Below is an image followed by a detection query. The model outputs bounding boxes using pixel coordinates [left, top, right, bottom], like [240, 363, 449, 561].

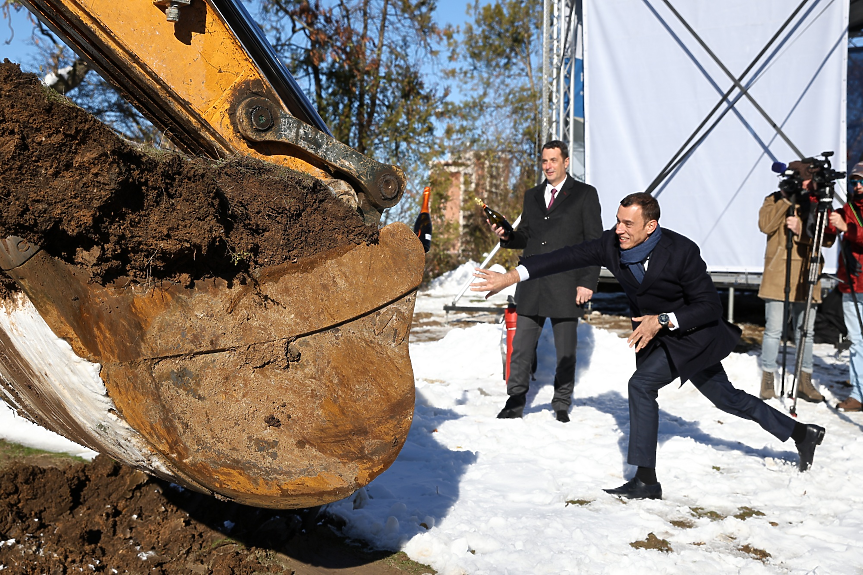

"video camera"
[771, 151, 845, 202]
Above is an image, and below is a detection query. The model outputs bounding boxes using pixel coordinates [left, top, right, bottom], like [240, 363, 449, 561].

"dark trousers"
[507, 314, 579, 411]
[628, 345, 796, 468]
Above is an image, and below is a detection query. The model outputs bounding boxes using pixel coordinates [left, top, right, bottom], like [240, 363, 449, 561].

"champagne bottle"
[475, 198, 513, 235]
[413, 186, 433, 253]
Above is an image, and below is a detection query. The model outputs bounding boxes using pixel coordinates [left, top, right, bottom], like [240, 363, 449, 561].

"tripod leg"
[780, 312, 790, 395]
[780, 202, 796, 396]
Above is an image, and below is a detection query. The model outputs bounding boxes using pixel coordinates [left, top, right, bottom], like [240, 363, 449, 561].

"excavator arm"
[19, 0, 403, 219]
[0, 0, 423, 509]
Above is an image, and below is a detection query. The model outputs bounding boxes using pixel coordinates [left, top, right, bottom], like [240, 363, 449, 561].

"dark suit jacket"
[522, 228, 741, 382]
[501, 175, 602, 318]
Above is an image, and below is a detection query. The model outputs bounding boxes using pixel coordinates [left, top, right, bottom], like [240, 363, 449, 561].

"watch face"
[659, 313, 669, 326]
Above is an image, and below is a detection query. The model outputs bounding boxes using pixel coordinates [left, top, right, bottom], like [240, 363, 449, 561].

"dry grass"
[739, 544, 771, 562]
[734, 506, 766, 521]
[630, 533, 673, 553]
[690, 507, 726, 521]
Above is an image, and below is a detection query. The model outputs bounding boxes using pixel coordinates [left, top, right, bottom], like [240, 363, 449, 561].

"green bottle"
[475, 198, 513, 234]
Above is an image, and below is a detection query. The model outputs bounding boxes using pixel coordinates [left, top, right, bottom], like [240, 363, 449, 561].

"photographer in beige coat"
[758, 161, 835, 401]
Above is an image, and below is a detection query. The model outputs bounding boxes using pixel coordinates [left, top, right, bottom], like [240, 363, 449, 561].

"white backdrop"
[583, 0, 848, 272]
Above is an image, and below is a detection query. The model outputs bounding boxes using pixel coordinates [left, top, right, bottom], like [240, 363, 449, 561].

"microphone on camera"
[771, 161, 787, 174]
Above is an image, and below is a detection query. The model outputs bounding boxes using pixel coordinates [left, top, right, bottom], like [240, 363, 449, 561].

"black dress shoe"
[497, 393, 526, 419]
[795, 424, 826, 472]
[555, 410, 570, 423]
[603, 477, 662, 500]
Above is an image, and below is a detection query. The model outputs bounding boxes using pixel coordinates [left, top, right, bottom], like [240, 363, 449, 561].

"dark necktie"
[548, 188, 557, 209]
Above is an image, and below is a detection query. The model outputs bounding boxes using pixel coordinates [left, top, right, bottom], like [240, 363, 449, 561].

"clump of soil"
[0, 455, 428, 574]
[0, 60, 377, 297]
[629, 532, 673, 553]
[738, 544, 771, 562]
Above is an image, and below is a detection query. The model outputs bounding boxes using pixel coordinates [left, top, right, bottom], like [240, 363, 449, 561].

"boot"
[797, 371, 824, 403]
[836, 397, 863, 412]
[759, 371, 776, 400]
[497, 393, 527, 419]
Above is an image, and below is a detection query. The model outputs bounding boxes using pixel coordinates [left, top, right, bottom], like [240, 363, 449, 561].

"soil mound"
[0, 455, 410, 574]
[0, 455, 289, 573]
[0, 60, 377, 297]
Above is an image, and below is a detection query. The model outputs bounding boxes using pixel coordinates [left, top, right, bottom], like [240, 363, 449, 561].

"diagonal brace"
[646, 0, 810, 194]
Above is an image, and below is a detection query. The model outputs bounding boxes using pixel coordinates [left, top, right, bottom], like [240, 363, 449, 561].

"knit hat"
[787, 160, 817, 181]
[851, 162, 863, 178]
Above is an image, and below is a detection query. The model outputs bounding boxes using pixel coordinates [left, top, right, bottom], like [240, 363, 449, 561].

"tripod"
[787, 189, 831, 416]
[783, 151, 851, 414]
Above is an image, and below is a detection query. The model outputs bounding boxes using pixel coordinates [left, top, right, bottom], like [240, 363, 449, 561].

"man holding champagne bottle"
[485, 140, 603, 423]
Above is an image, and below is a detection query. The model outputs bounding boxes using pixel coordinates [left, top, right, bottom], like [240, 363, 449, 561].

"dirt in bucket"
[0, 60, 378, 298]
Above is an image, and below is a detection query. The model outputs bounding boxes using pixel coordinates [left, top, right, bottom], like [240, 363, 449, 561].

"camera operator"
[828, 162, 863, 412]
[758, 160, 835, 401]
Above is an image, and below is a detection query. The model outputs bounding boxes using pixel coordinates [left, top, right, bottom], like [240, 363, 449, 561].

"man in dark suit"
[473, 192, 826, 499]
[488, 140, 602, 423]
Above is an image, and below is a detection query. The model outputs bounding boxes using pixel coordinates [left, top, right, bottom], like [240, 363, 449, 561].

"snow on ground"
[0, 405, 96, 460]
[3, 262, 863, 574]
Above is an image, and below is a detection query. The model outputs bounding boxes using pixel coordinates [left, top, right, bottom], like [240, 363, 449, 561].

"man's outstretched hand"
[471, 268, 521, 299]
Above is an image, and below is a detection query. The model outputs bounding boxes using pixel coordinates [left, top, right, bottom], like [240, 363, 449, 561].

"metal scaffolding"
[542, 0, 585, 181]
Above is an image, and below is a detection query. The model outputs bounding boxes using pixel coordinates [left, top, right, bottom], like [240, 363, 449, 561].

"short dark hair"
[620, 192, 660, 223]
[542, 140, 569, 159]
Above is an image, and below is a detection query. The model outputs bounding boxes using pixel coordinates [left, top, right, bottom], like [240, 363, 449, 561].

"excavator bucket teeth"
[0, 224, 424, 509]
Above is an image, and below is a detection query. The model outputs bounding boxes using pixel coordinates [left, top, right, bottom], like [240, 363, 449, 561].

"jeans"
[842, 293, 863, 402]
[761, 299, 815, 374]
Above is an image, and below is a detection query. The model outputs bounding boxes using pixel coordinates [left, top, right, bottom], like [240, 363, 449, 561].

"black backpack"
[814, 286, 849, 350]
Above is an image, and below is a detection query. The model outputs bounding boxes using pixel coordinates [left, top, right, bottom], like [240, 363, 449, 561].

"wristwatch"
[658, 313, 670, 328]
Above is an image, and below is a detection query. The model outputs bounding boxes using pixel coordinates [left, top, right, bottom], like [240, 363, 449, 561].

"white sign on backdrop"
[583, 0, 848, 272]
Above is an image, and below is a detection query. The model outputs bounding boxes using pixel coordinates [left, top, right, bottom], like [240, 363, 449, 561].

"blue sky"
[1, 0, 476, 72]
[1, 8, 42, 70]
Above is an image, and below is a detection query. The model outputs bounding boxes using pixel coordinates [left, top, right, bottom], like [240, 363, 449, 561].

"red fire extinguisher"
[504, 298, 517, 381]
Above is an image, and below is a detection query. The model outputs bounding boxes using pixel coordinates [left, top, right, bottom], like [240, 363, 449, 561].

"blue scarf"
[619, 226, 662, 284]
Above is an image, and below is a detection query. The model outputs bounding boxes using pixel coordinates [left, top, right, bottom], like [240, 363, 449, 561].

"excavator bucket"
[0, 225, 422, 509]
[0, 0, 425, 509]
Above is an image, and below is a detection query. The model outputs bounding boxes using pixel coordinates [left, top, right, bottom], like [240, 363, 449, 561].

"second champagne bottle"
[413, 186, 433, 252]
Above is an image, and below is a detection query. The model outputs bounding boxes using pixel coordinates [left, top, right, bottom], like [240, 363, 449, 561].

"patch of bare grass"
[734, 506, 766, 521]
[629, 533, 672, 553]
[690, 507, 726, 521]
[739, 544, 771, 562]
